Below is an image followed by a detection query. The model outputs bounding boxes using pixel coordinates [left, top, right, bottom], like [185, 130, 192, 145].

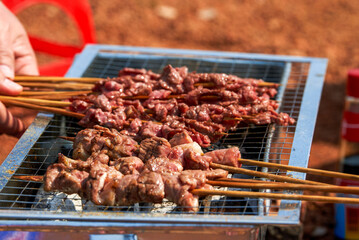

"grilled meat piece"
[73, 126, 139, 161]
[115, 174, 140, 206]
[169, 131, 193, 147]
[138, 137, 172, 162]
[86, 161, 123, 205]
[204, 147, 241, 168]
[112, 156, 144, 175]
[137, 171, 165, 203]
[145, 157, 183, 174]
[44, 162, 89, 195]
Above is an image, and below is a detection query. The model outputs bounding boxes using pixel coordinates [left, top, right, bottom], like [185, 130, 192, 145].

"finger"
[0, 25, 15, 78]
[0, 69, 22, 95]
[0, 101, 25, 137]
[13, 32, 38, 76]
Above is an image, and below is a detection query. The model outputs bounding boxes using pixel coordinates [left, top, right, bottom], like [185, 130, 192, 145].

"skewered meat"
[44, 163, 89, 195]
[112, 156, 144, 175]
[138, 137, 172, 161]
[204, 147, 241, 168]
[73, 126, 139, 161]
[169, 132, 194, 147]
[70, 64, 294, 147]
[44, 154, 228, 211]
[145, 157, 183, 174]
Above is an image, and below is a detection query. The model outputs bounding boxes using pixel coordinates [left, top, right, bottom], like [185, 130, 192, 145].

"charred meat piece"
[112, 156, 144, 175]
[114, 174, 140, 206]
[73, 125, 139, 161]
[138, 137, 172, 162]
[44, 162, 89, 195]
[162, 169, 227, 212]
[137, 171, 165, 203]
[59, 151, 109, 172]
[162, 173, 199, 212]
[86, 161, 123, 205]
[157, 65, 187, 94]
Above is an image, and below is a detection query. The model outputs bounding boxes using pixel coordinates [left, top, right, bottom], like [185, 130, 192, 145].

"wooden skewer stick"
[0, 96, 71, 107]
[20, 90, 91, 96]
[17, 82, 94, 90]
[238, 158, 359, 182]
[194, 82, 280, 88]
[207, 180, 359, 195]
[21, 95, 81, 100]
[59, 136, 76, 141]
[2, 99, 84, 119]
[13, 175, 43, 182]
[192, 189, 359, 205]
[14, 76, 102, 83]
[216, 178, 269, 183]
[209, 163, 329, 185]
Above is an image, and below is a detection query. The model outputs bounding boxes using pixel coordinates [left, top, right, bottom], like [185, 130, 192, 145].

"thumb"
[0, 101, 25, 137]
[0, 25, 15, 78]
[0, 67, 22, 95]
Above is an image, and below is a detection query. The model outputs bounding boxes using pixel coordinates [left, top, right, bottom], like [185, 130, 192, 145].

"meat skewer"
[68, 126, 358, 183]
[14, 175, 359, 195]
[64, 126, 327, 186]
[13, 174, 359, 205]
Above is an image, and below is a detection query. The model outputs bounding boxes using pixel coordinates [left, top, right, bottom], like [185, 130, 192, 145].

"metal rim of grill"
[0, 45, 327, 227]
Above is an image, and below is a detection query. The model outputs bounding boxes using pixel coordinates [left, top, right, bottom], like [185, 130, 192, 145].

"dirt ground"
[2, 0, 359, 238]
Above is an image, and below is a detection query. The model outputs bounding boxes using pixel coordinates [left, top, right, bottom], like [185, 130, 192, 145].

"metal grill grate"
[0, 45, 326, 226]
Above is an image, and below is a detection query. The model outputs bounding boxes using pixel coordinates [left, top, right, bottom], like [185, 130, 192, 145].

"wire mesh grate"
[0, 49, 313, 221]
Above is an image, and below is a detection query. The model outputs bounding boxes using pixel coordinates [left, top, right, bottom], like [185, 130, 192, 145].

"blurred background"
[2, 0, 358, 239]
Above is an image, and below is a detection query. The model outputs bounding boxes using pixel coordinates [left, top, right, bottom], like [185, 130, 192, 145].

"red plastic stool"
[3, 0, 96, 76]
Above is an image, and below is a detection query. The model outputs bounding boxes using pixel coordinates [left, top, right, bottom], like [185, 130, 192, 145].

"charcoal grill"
[0, 45, 327, 239]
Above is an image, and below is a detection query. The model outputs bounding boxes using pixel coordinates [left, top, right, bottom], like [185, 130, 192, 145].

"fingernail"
[0, 65, 14, 79]
[2, 78, 23, 94]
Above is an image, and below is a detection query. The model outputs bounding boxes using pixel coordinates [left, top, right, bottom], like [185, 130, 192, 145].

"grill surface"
[0, 45, 327, 227]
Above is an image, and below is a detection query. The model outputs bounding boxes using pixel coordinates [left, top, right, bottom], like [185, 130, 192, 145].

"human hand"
[0, 2, 38, 137]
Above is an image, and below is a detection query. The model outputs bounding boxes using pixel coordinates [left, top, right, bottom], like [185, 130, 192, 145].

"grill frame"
[0, 45, 327, 228]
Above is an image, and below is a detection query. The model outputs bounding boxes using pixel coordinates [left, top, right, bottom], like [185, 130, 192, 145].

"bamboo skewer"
[207, 180, 359, 195]
[13, 175, 43, 182]
[2, 99, 84, 119]
[192, 189, 359, 205]
[238, 158, 359, 182]
[209, 163, 329, 185]
[59, 136, 76, 141]
[194, 82, 279, 88]
[0, 96, 71, 107]
[14, 76, 102, 83]
[17, 82, 94, 90]
[1, 96, 253, 125]
[21, 95, 82, 100]
[20, 90, 91, 96]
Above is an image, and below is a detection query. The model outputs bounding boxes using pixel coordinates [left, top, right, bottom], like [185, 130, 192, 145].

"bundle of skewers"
[4, 65, 294, 147]
[6, 65, 359, 212]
